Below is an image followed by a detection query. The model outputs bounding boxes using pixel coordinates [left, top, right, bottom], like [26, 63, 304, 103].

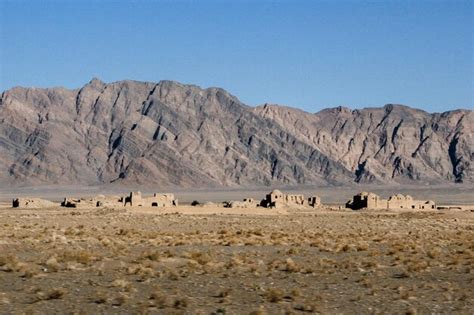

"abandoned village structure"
[11, 190, 442, 212]
[226, 190, 322, 209]
[121, 191, 177, 207]
[60, 192, 177, 208]
[259, 190, 321, 209]
[346, 192, 436, 210]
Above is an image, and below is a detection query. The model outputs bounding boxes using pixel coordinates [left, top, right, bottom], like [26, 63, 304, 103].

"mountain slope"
[0, 79, 472, 187]
[254, 104, 472, 184]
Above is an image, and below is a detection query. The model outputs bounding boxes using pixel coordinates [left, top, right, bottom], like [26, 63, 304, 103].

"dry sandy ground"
[0, 203, 473, 314]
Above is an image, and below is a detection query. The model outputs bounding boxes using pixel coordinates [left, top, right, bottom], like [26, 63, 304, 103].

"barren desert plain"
[0, 185, 472, 314]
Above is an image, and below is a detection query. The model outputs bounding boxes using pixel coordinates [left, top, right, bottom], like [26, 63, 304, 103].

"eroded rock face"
[254, 104, 473, 184]
[0, 79, 472, 187]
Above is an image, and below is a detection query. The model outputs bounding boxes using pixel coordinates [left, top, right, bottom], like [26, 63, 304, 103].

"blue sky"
[0, 0, 472, 113]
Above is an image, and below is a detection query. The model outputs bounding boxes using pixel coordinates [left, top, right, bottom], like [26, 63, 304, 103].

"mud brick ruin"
[259, 190, 321, 209]
[60, 192, 178, 208]
[121, 191, 177, 207]
[227, 198, 259, 208]
[346, 192, 436, 210]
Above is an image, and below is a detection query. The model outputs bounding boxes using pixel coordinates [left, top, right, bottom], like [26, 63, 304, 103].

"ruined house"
[387, 194, 436, 210]
[227, 198, 258, 208]
[61, 195, 123, 208]
[59, 192, 178, 208]
[121, 191, 177, 207]
[307, 195, 321, 208]
[61, 198, 96, 208]
[345, 192, 383, 210]
[260, 190, 321, 209]
[346, 192, 436, 210]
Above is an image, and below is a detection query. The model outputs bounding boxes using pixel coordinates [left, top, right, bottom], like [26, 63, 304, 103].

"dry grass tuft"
[149, 289, 169, 308]
[45, 256, 60, 272]
[91, 290, 108, 304]
[111, 279, 135, 292]
[58, 249, 100, 265]
[265, 288, 284, 303]
[172, 296, 188, 309]
[0, 254, 20, 272]
[110, 293, 128, 306]
[293, 301, 317, 313]
[186, 251, 213, 265]
[139, 250, 161, 262]
[283, 258, 300, 272]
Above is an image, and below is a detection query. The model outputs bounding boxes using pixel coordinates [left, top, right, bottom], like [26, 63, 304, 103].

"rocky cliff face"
[0, 79, 472, 187]
[255, 104, 472, 184]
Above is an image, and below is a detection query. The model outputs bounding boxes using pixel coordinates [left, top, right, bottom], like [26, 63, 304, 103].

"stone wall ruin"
[346, 192, 436, 210]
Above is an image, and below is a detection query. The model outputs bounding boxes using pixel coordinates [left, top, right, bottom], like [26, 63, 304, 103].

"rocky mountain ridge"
[0, 78, 472, 187]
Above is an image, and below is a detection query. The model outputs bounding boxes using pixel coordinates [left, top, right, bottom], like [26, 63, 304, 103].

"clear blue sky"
[1, 0, 472, 113]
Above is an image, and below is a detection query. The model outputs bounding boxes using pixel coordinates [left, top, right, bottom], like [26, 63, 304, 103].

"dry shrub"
[126, 264, 155, 279]
[265, 288, 284, 302]
[64, 227, 85, 236]
[186, 251, 212, 265]
[336, 244, 353, 253]
[225, 256, 243, 269]
[91, 290, 107, 304]
[405, 307, 418, 315]
[111, 279, 134, 292]
[356, 242, 369, 251]
[283, 258, 300, 272]
[407, 259, 429, 272]
[361, 259, 377, 268]
[397, 286, 411, 300]
[58, 249, 99, 265]
[357, 278, 373, 289]
[287, 247, 299, 255]
[289, 288, 301, 299]
[139, 250, 161, 261]
[318, 258, 337, 269]
[18, 264, 37, 278]
[426, 248, 441, 259]
[110, 293, 128, 306]
[172, 297, 188, 309]
[0, 255, 36, 277]
[45, 256, 60, 272]
[0, 255, 12, 266]
[213, 289, 231, 298]
[203, 261, 224, 274]
[149, 289, 168, 308]
[249, 229, 263, 237]
[117, 228, 139, 237]
[0, 254, 20, 272]
[168, 268, 180, 280]
[294, 301, 317, 313]
[100, 237, 112, 247]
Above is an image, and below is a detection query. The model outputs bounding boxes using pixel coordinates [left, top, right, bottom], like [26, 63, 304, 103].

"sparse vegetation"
[265, 288, 284, 303]
[0, 204, 472, 313]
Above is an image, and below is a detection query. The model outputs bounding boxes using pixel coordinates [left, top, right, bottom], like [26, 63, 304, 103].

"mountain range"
[0, 78, 472, 188]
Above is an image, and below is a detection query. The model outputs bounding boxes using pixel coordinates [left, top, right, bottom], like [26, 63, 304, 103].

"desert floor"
[0, 201, 473, 314]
